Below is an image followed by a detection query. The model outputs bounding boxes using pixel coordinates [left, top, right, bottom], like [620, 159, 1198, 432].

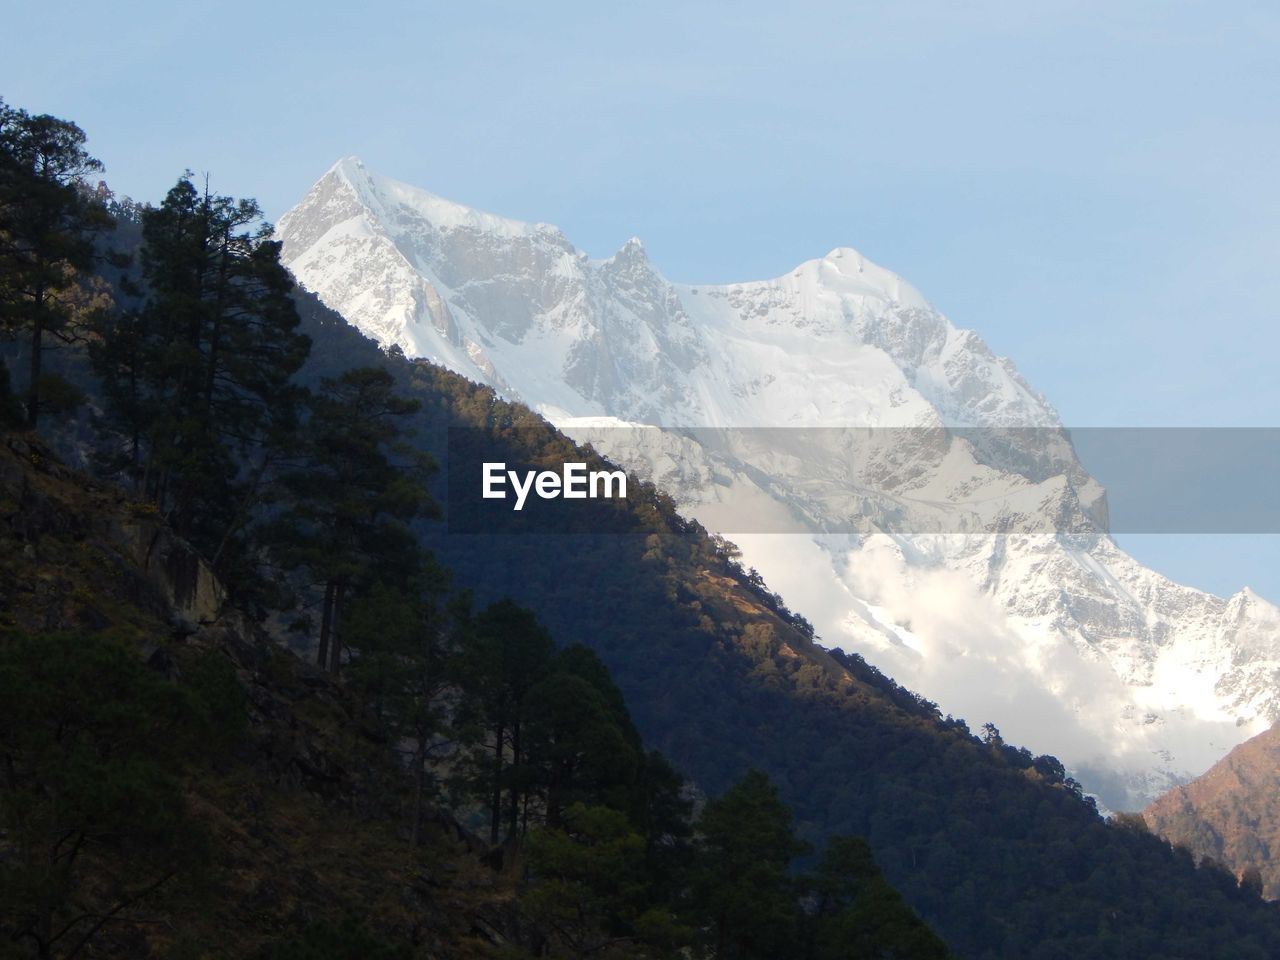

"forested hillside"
[4, 98, 1280, 959]
[0, 97, 946, 960]
[1144, 724, 1280, 900]
[299, 292, 1280, 959]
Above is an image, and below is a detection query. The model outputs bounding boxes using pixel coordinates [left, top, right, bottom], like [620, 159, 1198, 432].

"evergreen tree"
[0, 361, 23, 427]
[508, 651, 693, 958]
[633, 750, 694, 907]
[341, 561, 454, 845]
[522, 803, 653, 959]
[806, 835, 951, 960]
[454, 599, 556, 846]
[270, 366, 435, 674]
[91, 174, 310, 590]
[0, 100, 111, 427]
[690, 770, 810, 960]
[1240, 866, 1265, 900]
[525, 644, 644, 830]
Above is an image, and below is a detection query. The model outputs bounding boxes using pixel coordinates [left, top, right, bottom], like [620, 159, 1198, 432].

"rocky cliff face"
[277, 158, 1280, 809]
[0, 433, 225, 636]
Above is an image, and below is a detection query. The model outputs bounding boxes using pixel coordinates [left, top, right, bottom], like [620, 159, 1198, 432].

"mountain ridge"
[278, 158, 1280, 809]
[292, 289, 1280, 957]
[1145, 723, 1280, 899]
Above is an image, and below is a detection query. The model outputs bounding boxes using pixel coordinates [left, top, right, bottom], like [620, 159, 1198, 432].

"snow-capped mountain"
[278, 157, 1280, 809]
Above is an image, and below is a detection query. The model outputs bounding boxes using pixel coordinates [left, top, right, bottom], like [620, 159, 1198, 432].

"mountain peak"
[279, 159, 1280, 810]
[329, 155, 368, 179]
[316, 157, 557, 242]
[825, 244, 866, 260]
[323, 155, 379, 208]
[806, 245, 930, 309]
[606, 235, 650, 266]
[1227, 586, 1271, 609]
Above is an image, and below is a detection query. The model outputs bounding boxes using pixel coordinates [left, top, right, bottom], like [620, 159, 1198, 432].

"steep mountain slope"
[0, 432, 517, 958]
[278, 158, 1280, 808]
[285, 293, 1280, 959]
[1145, 724, 1280, 899]
[14, 231, 1280, 956]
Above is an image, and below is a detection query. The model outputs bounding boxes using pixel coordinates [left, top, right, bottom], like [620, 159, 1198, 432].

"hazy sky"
[5, 0, 1279, 598]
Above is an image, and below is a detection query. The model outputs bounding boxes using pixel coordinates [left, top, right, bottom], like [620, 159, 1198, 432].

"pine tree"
[91, 174, 310, 590]
[690, 770, 810, 960]
[807, 835, 951, 959]
[523, 803, 651, 958]
[0, 100, 111, 427]
[341, 562, 454, 845]
[524, 644, 644, 831]
[454, 600, 556, 846]
[270, 366, 435, 674]
[0, 361, 23, 426]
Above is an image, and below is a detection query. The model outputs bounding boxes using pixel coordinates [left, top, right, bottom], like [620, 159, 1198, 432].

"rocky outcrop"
[0, 433, 227, 634]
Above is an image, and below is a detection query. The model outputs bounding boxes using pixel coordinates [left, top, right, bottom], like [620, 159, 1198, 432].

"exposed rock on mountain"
[278, 158, 1280, 808]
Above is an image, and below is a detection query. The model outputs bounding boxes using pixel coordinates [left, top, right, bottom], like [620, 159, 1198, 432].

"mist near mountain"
[278, 158, 1280, 810]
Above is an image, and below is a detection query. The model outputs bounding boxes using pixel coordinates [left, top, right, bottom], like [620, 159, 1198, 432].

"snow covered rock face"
[279, 158, 1280, 810]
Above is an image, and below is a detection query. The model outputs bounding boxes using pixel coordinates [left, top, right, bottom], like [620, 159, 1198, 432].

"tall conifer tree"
[93, 174, 309, 590]
[270, 366, 435, 673]
[0, 100, 110, 427]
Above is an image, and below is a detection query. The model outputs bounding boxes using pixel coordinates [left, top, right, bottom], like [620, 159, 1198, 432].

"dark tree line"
[400, 596, 949, 959]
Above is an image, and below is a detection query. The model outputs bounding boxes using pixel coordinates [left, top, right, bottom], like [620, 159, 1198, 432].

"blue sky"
[5, 0, 1279, 598]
